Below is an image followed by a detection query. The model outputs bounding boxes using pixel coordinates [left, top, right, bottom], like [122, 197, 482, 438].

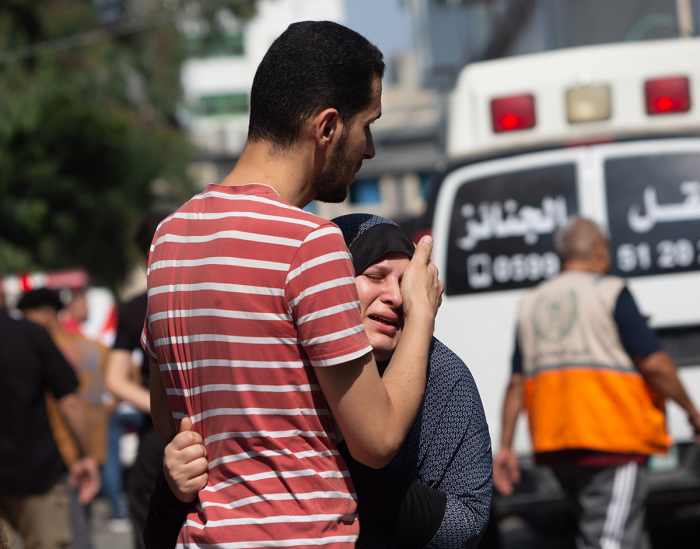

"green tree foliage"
[0, 0, 255, 287]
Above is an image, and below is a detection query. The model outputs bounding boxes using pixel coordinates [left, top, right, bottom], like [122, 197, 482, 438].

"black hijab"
[332, 214, 415, 276]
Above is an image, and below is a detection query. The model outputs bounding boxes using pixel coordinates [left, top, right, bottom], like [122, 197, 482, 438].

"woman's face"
[356, 252, 411, 361]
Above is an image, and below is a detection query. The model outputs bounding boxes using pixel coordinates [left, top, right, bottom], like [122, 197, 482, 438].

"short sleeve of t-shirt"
[141, 313, 157, 363]
[286, 224, 372, 367]
[31, 323, 79, 399]
[140, 293, 157, 363]
[613, 287, 661, 360]
[141, 231, 160, 363]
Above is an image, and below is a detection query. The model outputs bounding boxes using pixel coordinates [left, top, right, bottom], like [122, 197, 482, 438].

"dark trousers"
[128, 424, 165, 549]
[552, 462, 650, 549]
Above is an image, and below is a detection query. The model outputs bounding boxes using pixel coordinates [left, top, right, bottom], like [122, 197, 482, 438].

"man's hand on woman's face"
[164, 417, 209, 503]
[400, 236, 444, 321]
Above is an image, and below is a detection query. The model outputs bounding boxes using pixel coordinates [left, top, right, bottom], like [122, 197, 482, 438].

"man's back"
[47, 330, 109, 465]
[143, 183, 371, 545]
[0, 310, 78, 497]
[516, 270, 669, 456]
[518, 270, 628, 370]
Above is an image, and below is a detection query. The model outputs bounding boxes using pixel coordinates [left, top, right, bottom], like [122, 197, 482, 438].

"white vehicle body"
[431, 38, 700, 469]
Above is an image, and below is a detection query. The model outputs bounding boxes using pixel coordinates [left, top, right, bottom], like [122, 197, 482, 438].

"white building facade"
[179, 0, 442, 225]
[180, 0, 345, 158]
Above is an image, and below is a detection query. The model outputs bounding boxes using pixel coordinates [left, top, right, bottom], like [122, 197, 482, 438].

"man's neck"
[45, 316, 66, 338]
[562, 261, 605, 274]
[219, 140, 317, 208]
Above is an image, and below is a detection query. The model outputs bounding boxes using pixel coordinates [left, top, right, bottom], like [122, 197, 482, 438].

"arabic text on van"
[628, 181, 700, 233]
[456, 196, 569, 251]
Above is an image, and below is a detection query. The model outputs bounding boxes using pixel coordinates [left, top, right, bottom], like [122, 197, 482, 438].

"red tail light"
[491, 95, 536, 133]
[19, 273, 34, 292]
[412, 228, 432, 245]
[645, 77, 690, 115]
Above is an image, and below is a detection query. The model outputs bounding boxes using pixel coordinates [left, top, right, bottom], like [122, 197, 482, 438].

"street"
[91, 508, 700, 549]
[92, 499, 132, 549]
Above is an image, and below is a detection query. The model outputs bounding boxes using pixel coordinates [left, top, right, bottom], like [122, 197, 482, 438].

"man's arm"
[636, 351, 700, 441]
[314, 237, 442, 469]
[105, 349, 150, 413]
[143, 418, 205, 549]
[493, 373, 524, 496]
[613, 287, 700, 442]
[150, 359, 177, 443]
[57, 393, 101, 504]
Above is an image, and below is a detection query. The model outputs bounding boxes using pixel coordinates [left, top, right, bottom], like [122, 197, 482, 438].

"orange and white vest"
[517, 270, 670, 456]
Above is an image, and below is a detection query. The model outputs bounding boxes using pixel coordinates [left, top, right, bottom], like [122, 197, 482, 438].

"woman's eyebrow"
[365, 264, 390, 274]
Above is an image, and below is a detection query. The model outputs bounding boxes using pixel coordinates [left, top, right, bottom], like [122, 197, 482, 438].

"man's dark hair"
[136, 210, 172, 257]
[248, 21, 385, 148]
[17, 288, 64, 312]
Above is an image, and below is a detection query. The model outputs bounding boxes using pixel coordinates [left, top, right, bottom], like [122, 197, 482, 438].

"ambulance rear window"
[446, 163, 578, 296]
[657, 325, 700, 368]
[605, 152, 700, 278]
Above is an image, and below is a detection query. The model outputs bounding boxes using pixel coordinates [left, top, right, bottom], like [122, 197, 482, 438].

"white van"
[426, 38, 700, 522]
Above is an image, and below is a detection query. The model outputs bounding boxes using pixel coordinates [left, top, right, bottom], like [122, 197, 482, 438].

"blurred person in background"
[145, 214, 491, 549]
[105, 211, 171, 544]
[53, 282, 131, 530]
[17, 288, 110, 549]
[60, 289, 90, 335]
[0, 278, 100, 549]
[493, 216, 700, 549]
[0, 521, 8, 549]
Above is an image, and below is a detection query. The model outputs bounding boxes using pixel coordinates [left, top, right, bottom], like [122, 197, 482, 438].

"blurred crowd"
[0, 212, 169, 549]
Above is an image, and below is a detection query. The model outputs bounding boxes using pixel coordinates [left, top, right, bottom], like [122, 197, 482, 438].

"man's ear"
[314, 108, 340, 149]
[594, 239, 611, 271]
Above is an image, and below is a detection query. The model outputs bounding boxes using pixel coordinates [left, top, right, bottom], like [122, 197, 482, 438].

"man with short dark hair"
[144, 21, 442, 547]
[493, 216, 700, 549]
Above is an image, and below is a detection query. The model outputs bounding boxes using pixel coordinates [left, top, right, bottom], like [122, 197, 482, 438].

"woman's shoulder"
[427, 337, 485, 411]
[429, 337, 473, 380]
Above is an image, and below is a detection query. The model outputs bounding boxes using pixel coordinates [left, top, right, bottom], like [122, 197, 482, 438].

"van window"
[446, 163, 578, 295]
[605, 153, 700, 278]
[656, 325, 700, 368]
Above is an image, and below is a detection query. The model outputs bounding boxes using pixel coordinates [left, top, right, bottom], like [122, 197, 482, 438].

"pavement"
[92, 498, 133, 549]
[88, 499, 700, 549]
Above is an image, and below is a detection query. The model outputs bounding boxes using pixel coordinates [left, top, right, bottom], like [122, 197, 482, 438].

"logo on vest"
[531, 290, 577, 342]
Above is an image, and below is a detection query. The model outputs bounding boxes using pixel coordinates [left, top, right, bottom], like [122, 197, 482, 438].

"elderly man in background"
[493, 216, 700, 549]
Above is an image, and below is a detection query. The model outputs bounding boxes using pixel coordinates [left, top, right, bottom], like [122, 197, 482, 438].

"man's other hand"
[68, 456, 101, 505]
[164, 417, 209, 502]
[493, 447, 520, 496]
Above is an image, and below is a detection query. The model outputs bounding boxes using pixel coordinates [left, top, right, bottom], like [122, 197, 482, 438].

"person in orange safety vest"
[493, 216, 700, 549]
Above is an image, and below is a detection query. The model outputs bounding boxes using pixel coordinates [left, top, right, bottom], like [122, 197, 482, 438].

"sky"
[343, 0, 413, 59]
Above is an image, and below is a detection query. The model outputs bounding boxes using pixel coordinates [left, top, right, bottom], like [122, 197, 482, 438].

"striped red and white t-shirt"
[142, 184, 372, 547]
